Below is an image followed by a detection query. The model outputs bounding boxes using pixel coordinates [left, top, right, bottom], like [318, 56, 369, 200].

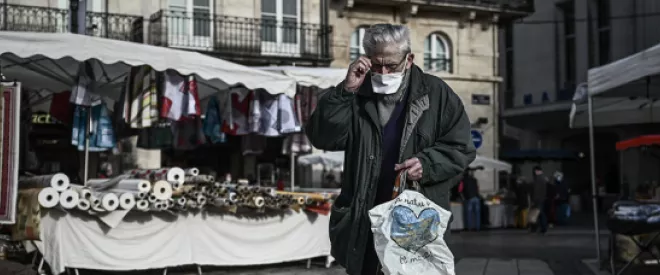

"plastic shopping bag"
[368, 172, 455, 275]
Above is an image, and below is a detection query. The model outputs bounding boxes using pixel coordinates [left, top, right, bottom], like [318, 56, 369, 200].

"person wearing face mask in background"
[305, 23, 476, 275]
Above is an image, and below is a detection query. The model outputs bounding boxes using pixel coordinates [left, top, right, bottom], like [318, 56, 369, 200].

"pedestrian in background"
[529, 166, 548, 234]
[462, 169, 481, 231]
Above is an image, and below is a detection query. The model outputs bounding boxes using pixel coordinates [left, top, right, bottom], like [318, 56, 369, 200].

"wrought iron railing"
[148, 10, 333, 63]
[429, 0, 534, 13]
[86, 11, 144, 42]
[0, 4, 68, 33]
[0, 4, 143, 42]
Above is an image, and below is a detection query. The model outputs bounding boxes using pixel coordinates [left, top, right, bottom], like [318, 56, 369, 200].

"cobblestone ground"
[67, 226, 603, 275]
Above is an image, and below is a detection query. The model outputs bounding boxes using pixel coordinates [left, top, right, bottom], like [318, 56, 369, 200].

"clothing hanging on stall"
[277, 94, 301, 134]
[222, 87, 252, 136]
[202, 96, 226, 144]
[127, 66, 158, 129]
[249, 89, 279, 137]
[69, 61, 101, 107]
[71, 103, 115, 152]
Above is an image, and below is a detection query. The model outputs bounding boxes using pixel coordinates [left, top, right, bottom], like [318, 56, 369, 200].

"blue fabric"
[465, 197, 481, 230]
[202, 97, 226, 144]
[375, 97, 408, 204]
[71, 104, 115, 152]
[390, 205, 441, 252]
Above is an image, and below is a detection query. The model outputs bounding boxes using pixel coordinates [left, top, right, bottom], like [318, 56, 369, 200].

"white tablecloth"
[38, 209, 331, 274]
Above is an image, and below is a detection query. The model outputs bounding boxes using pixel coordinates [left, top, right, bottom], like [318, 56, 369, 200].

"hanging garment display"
[172, 117, 206, 150]
[137, 121, 173, 149]
[202, 97, 226, 144]
[69, 61, 101, 107]
[221, 87, 252, 136]
[249, 89, 279, 137]
[277, 94, 301, 134]
[71, 103, 115, 152]
[161, 72, 202, 121]
[49, 91, 73, 124]
[127, 66, 158, 129]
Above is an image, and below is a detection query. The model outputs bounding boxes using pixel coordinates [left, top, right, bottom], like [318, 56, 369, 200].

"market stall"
[567, 40, 660, 266]
[1, 31, 336, 274]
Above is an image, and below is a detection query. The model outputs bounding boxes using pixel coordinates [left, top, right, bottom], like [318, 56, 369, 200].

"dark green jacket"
[305, 65, 476, 274]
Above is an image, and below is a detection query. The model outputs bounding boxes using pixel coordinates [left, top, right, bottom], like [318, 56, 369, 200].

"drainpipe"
[3, 0, 7, 30]
[105, 0, 109, 38]
[321, 0, 330, 60]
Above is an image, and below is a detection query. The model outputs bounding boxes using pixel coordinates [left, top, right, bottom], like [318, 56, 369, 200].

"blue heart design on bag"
[390, 205, 441, 252]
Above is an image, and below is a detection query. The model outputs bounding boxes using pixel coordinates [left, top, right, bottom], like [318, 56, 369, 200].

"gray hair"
[362, 24, 411, 56]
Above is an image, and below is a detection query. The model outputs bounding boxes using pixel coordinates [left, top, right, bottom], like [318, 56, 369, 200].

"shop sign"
[31, 113, 61, 124]
[471, 94, 491, 105]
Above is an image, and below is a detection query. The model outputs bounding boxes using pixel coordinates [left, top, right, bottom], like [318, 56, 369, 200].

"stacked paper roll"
[118, 193, 136, 210]
[22, 173, 70, 191]
[149, 168, 185, 185]
[136, 200, 149, 211]
[101, 193, 119, 211]
[185, 168, 200, 176]
[59, 190, 80, 209]
[77, 199, 91, 211]
[116, 179, 152, 193]
[37, 187, 60, 208]
[152, 180, 173, 200]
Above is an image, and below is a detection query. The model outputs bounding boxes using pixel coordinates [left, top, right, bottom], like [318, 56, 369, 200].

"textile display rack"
[607, 201, 660, 275]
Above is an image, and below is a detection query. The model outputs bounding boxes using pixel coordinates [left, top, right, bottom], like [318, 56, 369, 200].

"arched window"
[424, 32, 452, 72]
[350, 27, 367, 61]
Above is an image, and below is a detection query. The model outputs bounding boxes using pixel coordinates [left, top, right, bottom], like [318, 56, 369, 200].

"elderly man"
[306, 24, 476, 275]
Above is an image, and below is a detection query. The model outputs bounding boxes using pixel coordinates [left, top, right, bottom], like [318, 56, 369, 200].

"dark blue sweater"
[374, 96, 408, 205]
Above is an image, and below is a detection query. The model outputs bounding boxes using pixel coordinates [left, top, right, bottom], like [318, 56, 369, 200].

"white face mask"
[371, 58, 408, 95]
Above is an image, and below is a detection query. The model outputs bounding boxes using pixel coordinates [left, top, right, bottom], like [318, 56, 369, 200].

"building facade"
[3, 0, 534, 192]
[500, 0, 660, 193]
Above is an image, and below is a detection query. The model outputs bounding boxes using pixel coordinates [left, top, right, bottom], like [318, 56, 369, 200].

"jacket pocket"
[329, 205, 352, 267]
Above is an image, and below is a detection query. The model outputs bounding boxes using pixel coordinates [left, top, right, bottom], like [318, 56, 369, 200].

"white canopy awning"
[256, 66, 346, 89]
[297, 151, 344, 169]
[0, 32, 297, 98]
[469, 155, 512, 173]
[298, 151, 511, 173]
[570, 97, 660, 128]
[588, 42, 660, 98]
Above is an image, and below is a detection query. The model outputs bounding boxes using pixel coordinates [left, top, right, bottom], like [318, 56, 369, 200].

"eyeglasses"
[369, 54, 409, 72]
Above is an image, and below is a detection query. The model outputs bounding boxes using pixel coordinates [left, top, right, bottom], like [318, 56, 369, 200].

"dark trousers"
[530, 203, 548, 233]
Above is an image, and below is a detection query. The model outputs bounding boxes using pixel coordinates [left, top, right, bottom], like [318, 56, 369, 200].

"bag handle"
[392, 170, 420, 199]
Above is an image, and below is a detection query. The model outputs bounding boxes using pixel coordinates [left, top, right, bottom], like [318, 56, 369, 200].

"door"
[261, 0, 300, 57]
[168, 0, 214, 49]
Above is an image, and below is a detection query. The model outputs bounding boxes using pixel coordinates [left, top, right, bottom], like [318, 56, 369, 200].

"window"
[167, 0, 214, 48]
[561, 1, 576, 90]
[504, 23, 514, 108]
[261, 0, 301, 56]
[349, 27, 366, 61]
[597, 0, 611, 65]
[424, 33, 452, 72]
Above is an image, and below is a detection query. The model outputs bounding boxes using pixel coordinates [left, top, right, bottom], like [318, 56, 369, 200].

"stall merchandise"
[23, 168, 334, 216]
[607, 201, 660, 274]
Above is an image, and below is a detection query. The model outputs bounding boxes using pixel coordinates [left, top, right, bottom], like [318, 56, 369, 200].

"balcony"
[427, 0, 535, 14]
[148, 10, 333, 66]
[0, 4, 144, 42]
[347, 0, 533, 18]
